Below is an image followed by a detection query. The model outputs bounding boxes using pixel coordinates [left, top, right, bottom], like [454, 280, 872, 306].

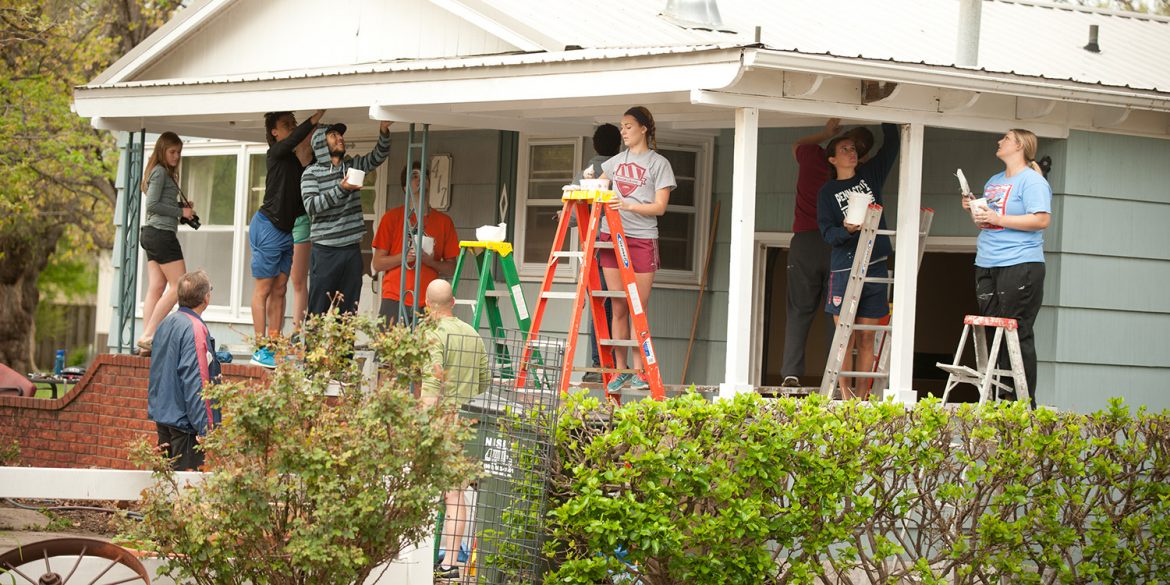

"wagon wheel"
[0, 537, 150, 584]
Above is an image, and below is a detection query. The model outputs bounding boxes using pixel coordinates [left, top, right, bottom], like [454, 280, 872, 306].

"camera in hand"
[179, 201, 202, 230]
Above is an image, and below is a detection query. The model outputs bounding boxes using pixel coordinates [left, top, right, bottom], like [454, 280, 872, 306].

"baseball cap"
[325, 123, 347, 136]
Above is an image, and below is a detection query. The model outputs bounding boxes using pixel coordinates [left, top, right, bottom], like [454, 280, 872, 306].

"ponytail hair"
[1009, 128, 1042, 174]
[624, 106, 657, 151]
[141, 131, 183, 193]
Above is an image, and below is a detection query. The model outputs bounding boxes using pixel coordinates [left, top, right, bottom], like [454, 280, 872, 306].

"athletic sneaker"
[434, 564, 460, 580]
[581, 371, 604, 383]
[781, 376, 801, 388]
[606, 373, 634, 393]
[250, 347, 276, 369]
[629, 374, 650, 391]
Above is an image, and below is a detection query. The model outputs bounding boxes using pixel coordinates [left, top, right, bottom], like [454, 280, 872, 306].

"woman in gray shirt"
[598, 107, 677, 393]
[137, 131, 195, 354]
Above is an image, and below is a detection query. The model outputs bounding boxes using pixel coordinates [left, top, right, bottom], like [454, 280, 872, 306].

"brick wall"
[0, 354, 268, 470]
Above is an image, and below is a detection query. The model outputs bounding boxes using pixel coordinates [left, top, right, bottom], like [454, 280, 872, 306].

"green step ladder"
[451, 240, 547, 382]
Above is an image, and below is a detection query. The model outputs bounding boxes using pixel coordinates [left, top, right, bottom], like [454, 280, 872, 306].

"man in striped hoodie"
[301, 120, 392, 315]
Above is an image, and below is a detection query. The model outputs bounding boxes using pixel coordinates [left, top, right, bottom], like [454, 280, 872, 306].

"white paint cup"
[844, 192, 872, 225]
[346, 167, 366, 186]
[969, 197, 990, 213]
[579, 178, 610, 190]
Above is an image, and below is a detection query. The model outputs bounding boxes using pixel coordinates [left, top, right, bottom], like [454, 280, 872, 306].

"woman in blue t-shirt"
[964, 128, 1052, 408]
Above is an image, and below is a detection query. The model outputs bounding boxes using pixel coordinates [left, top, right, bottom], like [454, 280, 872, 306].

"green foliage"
[547, 394, 1170, 584]
[0, 0, 180, 371]
[0, 439, 18, 466]
[122, 310, 479, 585]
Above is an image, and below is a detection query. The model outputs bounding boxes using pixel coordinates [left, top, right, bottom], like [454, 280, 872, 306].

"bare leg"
[291, 241, 311, 329]
[441, 488, 469, 570]
[252, 277, 274, 340]
[141, 259, 188, 339]
[852, 317, 880, 399]
[266, 273, 289, 337]
[139, 261, 165, 343]
[627, 271, 655, 370]
[602, 267, 628, 369]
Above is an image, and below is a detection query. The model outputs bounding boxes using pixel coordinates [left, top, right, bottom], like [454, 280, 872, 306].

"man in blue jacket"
[147, 269, 222, 471]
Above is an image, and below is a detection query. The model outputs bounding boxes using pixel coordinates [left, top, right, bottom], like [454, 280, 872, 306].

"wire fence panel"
[436, 328, 563, 584]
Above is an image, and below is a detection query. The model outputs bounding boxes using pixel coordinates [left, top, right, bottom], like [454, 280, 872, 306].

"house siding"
[141, 0, 518, 80]
[1043, 130, 1170, 413]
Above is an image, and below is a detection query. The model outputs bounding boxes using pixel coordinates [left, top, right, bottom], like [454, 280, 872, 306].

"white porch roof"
[75, 0, 1170, 141]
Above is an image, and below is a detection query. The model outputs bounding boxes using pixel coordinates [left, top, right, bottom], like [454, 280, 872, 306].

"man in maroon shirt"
[781, 119, 873, 387]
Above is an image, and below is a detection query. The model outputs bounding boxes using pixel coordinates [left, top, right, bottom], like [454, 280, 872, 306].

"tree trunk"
[0, 227, 62, 373]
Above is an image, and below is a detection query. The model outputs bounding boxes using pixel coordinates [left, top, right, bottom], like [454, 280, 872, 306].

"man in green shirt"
[423, 279, 487, 580]
[421, 279, 489, 405]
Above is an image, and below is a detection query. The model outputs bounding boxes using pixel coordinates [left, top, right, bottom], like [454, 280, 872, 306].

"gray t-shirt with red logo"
[600, 149, 677, 239]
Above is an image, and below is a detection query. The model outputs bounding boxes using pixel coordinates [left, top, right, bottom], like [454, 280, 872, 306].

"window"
[140, 141, 392, 326]
[517, 139, 581, 276]
[514, 135, 712, 285]
[139, 150, 240, 312]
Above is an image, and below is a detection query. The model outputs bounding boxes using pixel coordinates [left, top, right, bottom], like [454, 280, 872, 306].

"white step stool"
[937, 315, 1031, 405]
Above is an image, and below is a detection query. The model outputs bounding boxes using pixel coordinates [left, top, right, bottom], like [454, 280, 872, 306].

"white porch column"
[719, 107, 759, 399]
[887, 122, 925, 403]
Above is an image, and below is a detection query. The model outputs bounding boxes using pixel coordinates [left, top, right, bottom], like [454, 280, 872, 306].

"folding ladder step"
[591, 290, 626, 298]
[483, 290, 510, 297]
[552, 251, 583, 259]
[852, 324, 891, 332]
[837, 371, 890, 378]
[593, 241, 615, 249]
[573, 366, 642, 375]
[598, 339, 640, 347]
[864, 277, 894, 284]
[454, 299, 477, 306]
[540, 291, 577, 300]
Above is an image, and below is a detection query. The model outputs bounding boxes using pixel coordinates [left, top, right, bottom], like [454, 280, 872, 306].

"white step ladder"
[819, 205, 934, 398]
[938, 315, 1032, 405]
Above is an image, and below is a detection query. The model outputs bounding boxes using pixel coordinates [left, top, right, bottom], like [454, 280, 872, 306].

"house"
[74, 0, 1170, 413]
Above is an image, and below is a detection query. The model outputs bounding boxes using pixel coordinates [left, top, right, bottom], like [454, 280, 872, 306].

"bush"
[0, 438, 18, 466]
[123, 310, 478, 585]
[546, 393, 1170, 585]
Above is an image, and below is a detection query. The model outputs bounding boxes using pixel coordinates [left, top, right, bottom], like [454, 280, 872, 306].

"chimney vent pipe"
[662, 0, 723, 29]
[1084, 24, 1101, 53]
[956, 0, 982, 67]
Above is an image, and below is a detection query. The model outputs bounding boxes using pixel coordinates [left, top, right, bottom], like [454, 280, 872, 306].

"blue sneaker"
[606, 373, 634, 393]
[629, 374, 650, 391]
[250, 347, 276, 369]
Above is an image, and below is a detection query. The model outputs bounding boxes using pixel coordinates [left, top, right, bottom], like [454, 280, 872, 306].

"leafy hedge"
[545, 393, 1170, 585]
[123, 311, 477, 585]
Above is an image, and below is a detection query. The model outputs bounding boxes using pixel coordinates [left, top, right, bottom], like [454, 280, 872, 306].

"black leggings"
[975, 262, 1045, 408]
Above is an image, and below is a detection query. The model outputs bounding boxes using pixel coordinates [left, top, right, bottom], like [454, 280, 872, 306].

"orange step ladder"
[515, 188, 665, 402]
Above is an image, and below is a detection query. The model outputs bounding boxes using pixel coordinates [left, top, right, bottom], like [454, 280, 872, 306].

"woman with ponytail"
[964, 128, 1052, 408]
[137, 131, 194, 355]
[597, 106, 676, 393]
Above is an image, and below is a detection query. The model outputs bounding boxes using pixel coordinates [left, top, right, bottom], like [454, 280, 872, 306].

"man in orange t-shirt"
[371, 161, 459, 324]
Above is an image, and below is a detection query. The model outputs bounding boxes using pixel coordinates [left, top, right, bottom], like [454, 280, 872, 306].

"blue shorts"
[826, 260, 890, 319]
[249, 211, 293, 279]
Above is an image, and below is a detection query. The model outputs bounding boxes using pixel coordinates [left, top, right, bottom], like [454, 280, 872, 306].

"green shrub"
[0, 439, 18, 466]
[123, 310, 478, 585]
[546, 393, 1170, 585]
